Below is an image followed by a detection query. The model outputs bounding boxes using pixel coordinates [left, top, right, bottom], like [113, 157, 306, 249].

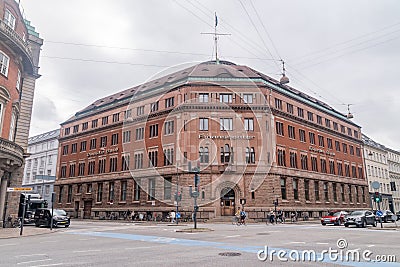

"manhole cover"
[257, 232, 270, 235]
[219, 252, 241, 257]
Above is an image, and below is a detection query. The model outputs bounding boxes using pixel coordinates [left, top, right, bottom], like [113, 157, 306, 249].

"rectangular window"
[301, 154, 308, 170]
[220, 93, 232, 103]
[311, 156, 318, 172]
[318, 135, 324, 147]
[297, 107, 304, 118]
[341, 184, 345, 202]
[337, 162, 343, 176]
[4, 9, 16, 29]
[111, 133, 119, 145]
[100, 136, 107, 147]
[332, 183, 337, 202]
[164, 120, 174, 135]
[347, 127, 352, 136]
[69, 164, 76, 177]
[137, 106, 144, 116]
[199, 147, 210, 163]
[88, 161, 95, 175]
[109, 182, 115, 202]
[342, 143, 348, 153]
[220, 145, 234, 163]
[199, 118, 209, 131]
[148, 150, 158, 167]
[348, 185, 352, 203]
[345, 164, 350, 177]
[109, 157, 118, 172]
[288, 125, 295, 139]
[67, 185, 72, 203]
[102, 116, 109, 125]
[333, 122, 338, 131]
[280, 177, 287, 200]
[324, 182, 329, 201]
[304, 179, 310, 201]
[164, 177, 172, 200]
[136, 127, 144, 140]
[0, 51, 10, 76]
[314, 181, 320, 201]
[356, 147, 361, 157]
[243, 94, 253, 104]
[320, 159, 327, 173]
[90, 138, 97, 150]
[123, 131, 131, 143]
[329, 160, 335, 174]
[275, 98, 282, 110]
[64, 128, 70, 136]
[122, 154, 130, 171]
[352, 165, 357, 178]
[341, 125, 346, 133]
[335, 141, 340, 151]
[120, 181, 127, 201]
[82, 122, 88, 131]
[309, 132, 315, 145]
[317, 115, 322, 125]
[149, 124, 159, 138]
[220, 118, 233, 131]
[124, 109, 132, 120]
[150, 101, 159, 112]
[73, 125, 79, 133]
[327, 138, 333, 149]
[134, 180, 141, 201]
[165, 97, 174, 108]
[134, 153, 143, 169]
[92, 119, 98, 128]
[163, 148, 174, 166]
[325, 118, 331, 128]
[277, 149, 286, 166]
[307, 111, 314, 122]
[148, 179, 155, 200]
[60, 166, 67, 178]
[246, 147, 256, 164]
[293, 179, 299, 200]
[244, 118, 254, 131]
[358, 166, 363, 179]
[62, 145, 69, 155]
[71, 143, 77, 153]
[199, 93, 209, 103]
[97, 183, 103, 202]
[112, 113, 120, 123]
[276, 122, 284, 136]
[78, 162, 85, 176]
[354, 130, 359, 139]
[16, 69, 21, 90]
[299, 129, 306, 142]
[289, 152, 297, 168]
[349, 145, 354, 155]
[286, 103, 293, 114]
[98, 158, 106, 174]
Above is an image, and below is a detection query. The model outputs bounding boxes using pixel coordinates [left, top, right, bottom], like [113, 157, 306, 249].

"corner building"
[56, 61, 369, 221]
[0, 0, 42, 226]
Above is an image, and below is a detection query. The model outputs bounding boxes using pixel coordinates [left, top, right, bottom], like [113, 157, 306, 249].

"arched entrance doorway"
[220, 187, 235, 216]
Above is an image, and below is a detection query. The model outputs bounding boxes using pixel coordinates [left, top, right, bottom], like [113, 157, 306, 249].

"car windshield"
[53, 210, 67, 216]
[332, 212, 341, 216]
[350, 211, 363, 216]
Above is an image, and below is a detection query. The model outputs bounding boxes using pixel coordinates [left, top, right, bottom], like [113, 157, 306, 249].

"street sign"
[192, 191, 199, 198]
[372, 181, 380, 190]
[376, 210, 383, 217]
[7, 187, 33, 192]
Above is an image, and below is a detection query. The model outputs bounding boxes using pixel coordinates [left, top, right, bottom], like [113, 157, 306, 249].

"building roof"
[362, 134, 400, 154]
[63, 60, 356, 126]
[28, 129, 60, 145]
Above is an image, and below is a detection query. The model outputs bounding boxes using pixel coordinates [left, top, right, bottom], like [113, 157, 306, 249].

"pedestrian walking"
[269, 210, 275, 224]
[170, 210, 176, 223]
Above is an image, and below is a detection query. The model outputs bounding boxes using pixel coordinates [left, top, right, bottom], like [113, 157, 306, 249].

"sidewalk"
[0, 226, 57, 239]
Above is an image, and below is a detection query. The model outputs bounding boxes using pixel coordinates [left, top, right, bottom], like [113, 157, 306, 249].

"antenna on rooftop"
[279, 60, 289, 85]
[201, 12, 230, 64]
[346, 104, 354, 119]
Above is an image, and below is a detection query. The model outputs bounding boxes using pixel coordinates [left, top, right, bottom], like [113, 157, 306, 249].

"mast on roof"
[201, 12, 230, 64]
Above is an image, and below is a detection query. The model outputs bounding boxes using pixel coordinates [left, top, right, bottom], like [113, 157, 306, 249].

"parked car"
[344, 210, 377, 228]
[373, 210, 396, 223]
[34, 208, 70, 228]
[396, 211, 400, 221]
[321, 211, 347, 226]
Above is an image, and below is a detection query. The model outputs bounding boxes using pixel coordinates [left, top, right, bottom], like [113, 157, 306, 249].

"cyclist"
[239, 209, 246, 225]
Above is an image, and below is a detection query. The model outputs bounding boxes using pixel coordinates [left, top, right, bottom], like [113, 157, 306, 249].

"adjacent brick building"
[0, 0, 42, 226]
[56, 60, 369, 221]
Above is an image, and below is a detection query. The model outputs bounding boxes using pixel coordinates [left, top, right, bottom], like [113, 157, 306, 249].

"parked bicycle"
[5, 216, 20, 228]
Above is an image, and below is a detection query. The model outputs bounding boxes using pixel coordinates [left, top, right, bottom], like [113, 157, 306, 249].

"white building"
[362, 134, 393, 211]
[23, 129, 60, 206]
[387, 148, 400, 213]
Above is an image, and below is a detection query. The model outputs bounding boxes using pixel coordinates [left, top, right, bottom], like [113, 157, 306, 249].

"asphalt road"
[0, 221, 399, 267]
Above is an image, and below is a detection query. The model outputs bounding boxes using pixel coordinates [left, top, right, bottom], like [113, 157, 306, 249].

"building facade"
[387, 148, 400, 213]
[55, 61, 369, 221]
[362, 134, 393, 211]
[0, 0, 42, 226]
[22, 129, 59, 207]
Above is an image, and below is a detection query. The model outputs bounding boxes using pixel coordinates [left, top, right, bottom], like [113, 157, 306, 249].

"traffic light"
[374, 192, 381, 203]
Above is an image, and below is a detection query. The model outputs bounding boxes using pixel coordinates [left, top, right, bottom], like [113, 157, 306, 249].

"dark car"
[373, 210, 396, 223]
[321, 211, 347, 226]
[396, 211, 400, 221]
[344, 210, 377, 228]
[34, 208, 70, 228]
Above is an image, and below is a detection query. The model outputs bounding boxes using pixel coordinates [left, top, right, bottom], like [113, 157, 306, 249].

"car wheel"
[344, 224, 349, 227]
[65, 225, 69, 228]
[35, 223, 40, 227]
[322, 223, 326, 226]
[361, 220, 366, 228]
[336, 220, 342, 226]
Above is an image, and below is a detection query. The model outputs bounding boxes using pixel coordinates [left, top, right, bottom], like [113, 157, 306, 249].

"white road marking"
[78, 238, 96, 241]
[367, 245, 375, 247]
[30, 264, 63, 267]
[225, 235, 241, 238]
[17, 259, 52, 265]
[288, 242, 306, 244]
[0, 243, 16, 247]
[16, 254, 47, 258]
[39, 241, 56, 243]
[125, 246, 153, 250]
[72, 249, 101, 253]
[316, 242, 329, 245]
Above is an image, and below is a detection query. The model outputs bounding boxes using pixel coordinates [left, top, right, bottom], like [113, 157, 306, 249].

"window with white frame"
[199, 118, 208, 131]
[9, 111, 17, 141]
[243, 94, 253, 104]
[244, 118, 254, 131]
[219, 93, 232, 103]
[199, 93, 209, 103]
[0, 51, 10, 77]
[4, 9, 16, 29]
[16, 69, 21, 90]
[220, 118, 233, 131]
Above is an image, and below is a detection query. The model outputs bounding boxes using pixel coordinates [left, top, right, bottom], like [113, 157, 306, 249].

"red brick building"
[0, 0, 43, 226]
[56, 61, 369, 221]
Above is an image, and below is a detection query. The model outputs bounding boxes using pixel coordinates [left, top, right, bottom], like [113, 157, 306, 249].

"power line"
[42, 56, 172, 67]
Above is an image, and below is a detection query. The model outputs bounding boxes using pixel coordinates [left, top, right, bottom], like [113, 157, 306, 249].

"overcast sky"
[20, 0, 400, 150]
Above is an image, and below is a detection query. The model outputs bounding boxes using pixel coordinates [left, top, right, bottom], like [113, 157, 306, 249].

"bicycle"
[5, 216, 20, 228]
[232, 216, 246, 226]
